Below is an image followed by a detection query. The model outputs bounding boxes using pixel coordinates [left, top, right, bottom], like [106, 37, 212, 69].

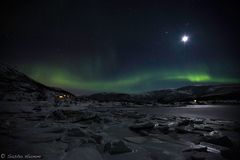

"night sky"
[1, 0, 240, 94]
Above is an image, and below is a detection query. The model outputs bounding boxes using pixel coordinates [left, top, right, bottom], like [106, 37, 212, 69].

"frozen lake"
[136, 105, 240, 122]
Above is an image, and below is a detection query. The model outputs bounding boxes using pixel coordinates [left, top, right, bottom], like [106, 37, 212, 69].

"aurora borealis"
[1, 0, 240, 94]
[20, 65, 239, 93]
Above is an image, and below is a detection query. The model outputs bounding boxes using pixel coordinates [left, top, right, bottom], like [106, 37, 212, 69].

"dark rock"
[221, 147, 240, 160]
[25, 133, 62, 143]
[87, 138, 97, 144]
[33, 106, 42, 112]
[192, 118, 204, 124]
[190, 154, 205, 160]
[61, 136, 87, 144]
[126, 111, 145, 119]
[44, 127, 65, 134]
[37, 122, 50, 128]
[25, 117, 44, 121]
[175, 125, 193, 134]
[63, 147, 103, 160]
[138, 130, 149, 136]
[65, 139, 88, 151]
[124, 136, 146, 144]
[50, 110, 67, 120]
[202, 131, 233, 147]
[156, 125, 170, 134]
[104, 140, 132, 154]
[67, 128, 87, 137]
[49, 109, 99, 122]
[185, 151, 225, 160]
[193, 124, 214, 132]
[103, 117, 113, 123]
[129, 122, 155, 131]
[90, 133, 104, 144]
[200, 142, 229, 154]
[70, 112, 99, 122]
[178, 119, 192, 126]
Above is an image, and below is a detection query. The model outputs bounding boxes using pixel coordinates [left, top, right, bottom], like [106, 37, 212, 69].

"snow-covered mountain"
[85, 84, 240, 104]
[0, 64, 74, 101]
[1, 64, 239, 103]
[177, 84, 240, 101]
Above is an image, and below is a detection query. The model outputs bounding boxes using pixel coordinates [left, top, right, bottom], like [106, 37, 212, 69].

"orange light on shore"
[59, 95, 64, 99]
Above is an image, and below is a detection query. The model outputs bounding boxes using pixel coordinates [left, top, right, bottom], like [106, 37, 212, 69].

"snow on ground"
[0, 101, 239, 160]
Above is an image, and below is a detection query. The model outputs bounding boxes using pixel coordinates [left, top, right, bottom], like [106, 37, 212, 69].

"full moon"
[181, 35, 189, 43]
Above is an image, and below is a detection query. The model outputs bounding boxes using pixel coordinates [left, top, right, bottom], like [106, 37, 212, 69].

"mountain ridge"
[1, 64, 240, 104]
[83, 84, 240, 104]
[0, 63, 74, 101]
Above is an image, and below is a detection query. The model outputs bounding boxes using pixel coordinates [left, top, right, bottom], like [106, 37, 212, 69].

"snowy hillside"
[0, 64, 74, 101]
[85, 84, 240, 104]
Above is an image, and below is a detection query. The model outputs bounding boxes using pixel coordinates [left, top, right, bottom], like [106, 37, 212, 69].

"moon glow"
[181, 35, 189, 43]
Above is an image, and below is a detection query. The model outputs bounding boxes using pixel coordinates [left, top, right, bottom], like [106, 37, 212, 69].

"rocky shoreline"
[0, 102, 240, 160]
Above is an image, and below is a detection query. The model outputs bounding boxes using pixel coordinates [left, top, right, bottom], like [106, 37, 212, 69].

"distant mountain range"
[0, 64, 74, 101]
[84, 84, 240, 104]
[1, 64, 240, 104]
[82, 85, 240, 105]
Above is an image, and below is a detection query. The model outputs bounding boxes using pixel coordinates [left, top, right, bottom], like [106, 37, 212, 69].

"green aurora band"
[22, 66, 240, 93]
